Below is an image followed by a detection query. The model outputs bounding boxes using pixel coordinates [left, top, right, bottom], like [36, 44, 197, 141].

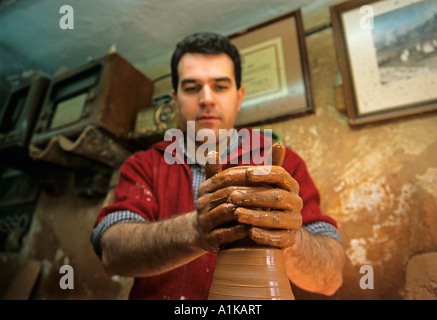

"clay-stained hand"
[197, 144, 303, 251]
[196, 151, 248, 252]
[226, 184, 302, 248]
[231, 187, 302, 248]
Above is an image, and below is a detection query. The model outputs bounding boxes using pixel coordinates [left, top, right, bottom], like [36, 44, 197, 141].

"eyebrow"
[180, 77, 232, 86]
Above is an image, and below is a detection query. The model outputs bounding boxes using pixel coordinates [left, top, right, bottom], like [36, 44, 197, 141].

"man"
[91, 32, 344, 300]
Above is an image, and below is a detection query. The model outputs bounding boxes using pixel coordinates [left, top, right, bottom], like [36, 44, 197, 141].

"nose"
[199, 85, 214, 108]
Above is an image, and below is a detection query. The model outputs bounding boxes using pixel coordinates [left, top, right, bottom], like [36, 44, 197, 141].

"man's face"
[172, 53, 245, 144]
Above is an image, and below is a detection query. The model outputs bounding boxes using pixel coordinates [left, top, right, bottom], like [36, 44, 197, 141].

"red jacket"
[93, 129, 337, 299]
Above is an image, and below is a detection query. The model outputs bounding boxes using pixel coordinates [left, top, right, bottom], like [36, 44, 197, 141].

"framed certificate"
[228, 9, 314, 126]
[331, 0, 437, 126]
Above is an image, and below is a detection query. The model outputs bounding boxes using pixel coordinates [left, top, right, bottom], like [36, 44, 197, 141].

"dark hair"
[171, 32, 242, 93]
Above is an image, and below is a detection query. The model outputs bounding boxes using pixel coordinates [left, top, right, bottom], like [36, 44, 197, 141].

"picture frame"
[331, 0, 437, 126]
[228, 9, 314, 127]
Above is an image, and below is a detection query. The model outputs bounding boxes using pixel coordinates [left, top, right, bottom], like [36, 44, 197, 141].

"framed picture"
[331, 0, 437, 126]
[228, 9, 314, 127]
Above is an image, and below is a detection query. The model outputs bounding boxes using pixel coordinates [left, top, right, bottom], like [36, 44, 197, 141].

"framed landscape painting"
[331, 0, 437, 125]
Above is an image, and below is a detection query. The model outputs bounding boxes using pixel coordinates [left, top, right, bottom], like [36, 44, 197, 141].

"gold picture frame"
[228, 9, 314, 127]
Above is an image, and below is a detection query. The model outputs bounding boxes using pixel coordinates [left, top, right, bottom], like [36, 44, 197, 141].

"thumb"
[205, 151, 222, 179]
[270, 142, 286, 166]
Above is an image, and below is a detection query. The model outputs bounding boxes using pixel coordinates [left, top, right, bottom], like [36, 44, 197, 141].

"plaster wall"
[267, 28, 437, 299]
[1, 1, 436, 300]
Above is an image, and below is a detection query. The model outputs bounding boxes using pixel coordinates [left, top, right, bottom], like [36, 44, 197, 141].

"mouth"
[196, 115, 220, 122]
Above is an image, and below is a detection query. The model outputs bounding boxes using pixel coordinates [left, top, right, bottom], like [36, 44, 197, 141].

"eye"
[183, 85, 200, 93]
[214, 83, 229, 91]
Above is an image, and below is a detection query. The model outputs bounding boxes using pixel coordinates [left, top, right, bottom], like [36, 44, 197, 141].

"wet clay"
[205, 151, 222, 179]
[270, 141, 286, 167]
[208, 246, 294, 300]
[206, 142, 295, 300]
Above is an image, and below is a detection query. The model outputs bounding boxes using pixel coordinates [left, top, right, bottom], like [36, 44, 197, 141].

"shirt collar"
[178, 129, 242, 166]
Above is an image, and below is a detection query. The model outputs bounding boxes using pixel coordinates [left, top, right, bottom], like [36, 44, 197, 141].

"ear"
[171, 89, 180, 114]
[236, 86, 245, 113]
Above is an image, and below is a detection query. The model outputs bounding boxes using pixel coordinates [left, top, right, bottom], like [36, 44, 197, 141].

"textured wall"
[263, 28, 437, 299]
[1, 0, 436, 300]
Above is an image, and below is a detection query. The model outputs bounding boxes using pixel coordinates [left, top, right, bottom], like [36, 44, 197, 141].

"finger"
[270, 142, 286, 166]
[235, 208, 302, 230]
[198, 203, 237, 233]
[249, 227, 296, 248]
[205, 151, 222, 179]
[245, 166, 299, 194]
[205, 224, 249, 252]
[197, 186, 248, 209]
[199, 166, 250, 197]
[199, 165, 298, 196]
[229, 187, 303, 212]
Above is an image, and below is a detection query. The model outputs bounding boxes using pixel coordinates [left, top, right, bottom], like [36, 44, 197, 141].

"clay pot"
[208, 246, 294, 300]
[206, 143, 293, 299]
